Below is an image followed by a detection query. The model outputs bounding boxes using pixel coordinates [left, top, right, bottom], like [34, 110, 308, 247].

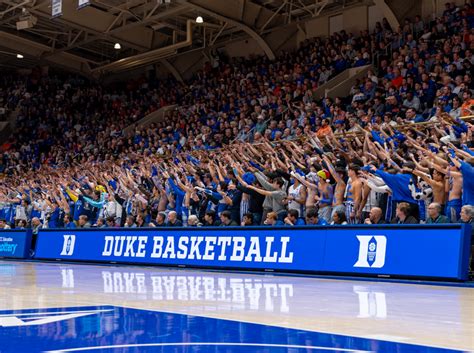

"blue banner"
[0, 230, 32, 259]
[34, 225, 471, 280]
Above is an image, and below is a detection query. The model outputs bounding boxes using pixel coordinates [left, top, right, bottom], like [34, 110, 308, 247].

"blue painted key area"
[30, 224, 472, 280]
[0, 305, 464, 353]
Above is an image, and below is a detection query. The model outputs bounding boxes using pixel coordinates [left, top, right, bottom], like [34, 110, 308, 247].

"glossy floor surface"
[0, 261, 473, 352]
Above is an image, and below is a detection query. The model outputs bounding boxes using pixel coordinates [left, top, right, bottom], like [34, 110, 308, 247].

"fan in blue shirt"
[284, 209, 306, 226]
[304, 207, 328, 226]
[450, 156, 474, 207]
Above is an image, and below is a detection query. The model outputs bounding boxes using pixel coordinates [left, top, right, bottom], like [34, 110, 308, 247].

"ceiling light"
[114, 43, 121, 50]
[195, 16, 203, 23]
[16, 54, 24, 59]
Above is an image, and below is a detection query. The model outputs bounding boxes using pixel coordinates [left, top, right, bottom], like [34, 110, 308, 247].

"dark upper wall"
[386, 0, 422, 24]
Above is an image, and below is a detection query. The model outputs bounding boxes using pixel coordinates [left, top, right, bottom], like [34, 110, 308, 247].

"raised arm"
[291, 171, 318, 190]
[412, 169, 443, 189]
[239, 178, 273, 197]
[254, 171, 275, 191]
[322, 155, 343, 184]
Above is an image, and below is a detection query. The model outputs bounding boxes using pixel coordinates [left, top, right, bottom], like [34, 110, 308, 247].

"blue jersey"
[460, 162, 474, 206]
[317, 218, 328, 226]
[73, 199, 83, 221]
[4, 205, 14, 225]
[168, 178, 185, 217]
[48, 207, 60, 228]
[66, 221, 77, 229]
[31, 206, 41, 220]
[375, 170, 415, 203]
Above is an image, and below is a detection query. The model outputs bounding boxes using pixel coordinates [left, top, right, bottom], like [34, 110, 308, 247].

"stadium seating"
[0, 8, 473, 232]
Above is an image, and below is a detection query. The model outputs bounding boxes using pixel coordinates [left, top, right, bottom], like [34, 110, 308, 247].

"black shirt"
[391, 215, 418, 224]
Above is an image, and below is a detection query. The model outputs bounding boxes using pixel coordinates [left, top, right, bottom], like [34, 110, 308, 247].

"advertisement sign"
[0, 230, 32, 259]
[322, 227, 469, 278]
[36, 228, 325, 270]
[34, 225, 471, 280]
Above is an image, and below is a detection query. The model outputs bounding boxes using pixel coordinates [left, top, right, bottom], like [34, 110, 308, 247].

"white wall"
[224, 38, 265, 59]
[329, 14, 344, 34]
[342, 6, 368, 35]
[303, 15, 329, 39]
[303, 4, 370, 40]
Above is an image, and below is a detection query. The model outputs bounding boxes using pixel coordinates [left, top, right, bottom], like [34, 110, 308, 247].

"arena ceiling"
[0, 0, 366, 76]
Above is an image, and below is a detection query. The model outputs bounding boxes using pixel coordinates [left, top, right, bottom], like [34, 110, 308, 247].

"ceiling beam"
[259, 0, 288, 33]
[180, 0, 276, 60]
[240, 0, 246, 21]
[107, 4, 191, 36]
[91, 0, 142, 21]
[0, 0, 35, 18]
[0, 31, 92, 76]
[259, 0, 370, 34]
[105, 12, 123, 33]
[0, 0, 44, 26]
[209, 23, 227, 46]
[29, 8, 149, 52]
[39, 4, 191, 57]
[160, 58, 183, 82]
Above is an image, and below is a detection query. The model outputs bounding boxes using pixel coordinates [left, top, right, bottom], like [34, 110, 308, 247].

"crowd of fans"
[0, 3, 473, 236]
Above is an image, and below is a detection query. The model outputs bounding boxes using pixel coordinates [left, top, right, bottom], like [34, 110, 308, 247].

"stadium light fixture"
[16, 54, 24, 59]
[195, 16, 203, 23]
[114, 43, 121, 50]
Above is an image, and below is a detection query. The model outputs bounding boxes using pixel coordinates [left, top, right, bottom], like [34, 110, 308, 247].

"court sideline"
[0, 261, 473, 352]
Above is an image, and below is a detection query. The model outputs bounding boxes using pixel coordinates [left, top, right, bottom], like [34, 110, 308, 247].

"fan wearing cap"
[315, 169, 333, 223]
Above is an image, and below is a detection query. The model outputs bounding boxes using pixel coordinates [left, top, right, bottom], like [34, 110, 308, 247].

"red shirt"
[391, 76, 403, 89]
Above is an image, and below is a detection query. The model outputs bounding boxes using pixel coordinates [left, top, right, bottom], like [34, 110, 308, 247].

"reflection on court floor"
[0, 262, 472, 352]
[0, 305, 465, 353]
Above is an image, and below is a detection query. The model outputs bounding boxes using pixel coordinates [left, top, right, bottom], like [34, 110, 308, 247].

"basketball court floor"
[0, 261, 473, 352]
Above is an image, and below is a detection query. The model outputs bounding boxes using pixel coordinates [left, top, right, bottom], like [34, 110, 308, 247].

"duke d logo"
[60, 235, 76, 256]
[354, 236, 387, 268]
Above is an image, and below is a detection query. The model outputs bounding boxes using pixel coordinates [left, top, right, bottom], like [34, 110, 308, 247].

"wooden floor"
[1, 261, 473, 352]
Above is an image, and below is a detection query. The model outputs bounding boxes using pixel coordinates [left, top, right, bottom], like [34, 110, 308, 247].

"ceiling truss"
[0, 0, 365, 75]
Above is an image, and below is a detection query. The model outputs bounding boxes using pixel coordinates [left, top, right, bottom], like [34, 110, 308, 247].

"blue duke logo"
[354, 236, 387, 268]
[60, 235, 76, 256]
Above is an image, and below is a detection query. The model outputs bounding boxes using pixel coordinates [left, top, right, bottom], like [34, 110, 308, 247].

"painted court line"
[45, 342, 372, 352]
[0, 309, 113, 317]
